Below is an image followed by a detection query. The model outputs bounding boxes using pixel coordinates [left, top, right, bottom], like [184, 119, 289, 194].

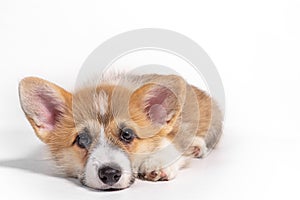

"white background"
[1, 0, 300, 199]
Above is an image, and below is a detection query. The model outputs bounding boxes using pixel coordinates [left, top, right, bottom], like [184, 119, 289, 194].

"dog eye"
[76, 130, 92, 149]
[120, 128, 135, 143]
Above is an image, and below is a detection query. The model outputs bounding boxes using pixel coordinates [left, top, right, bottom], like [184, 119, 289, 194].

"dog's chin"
[80, 176, 135, 191]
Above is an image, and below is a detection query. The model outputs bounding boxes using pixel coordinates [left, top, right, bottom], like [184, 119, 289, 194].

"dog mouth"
[103, 176, 135, 191]
[80, 173, 135, 191]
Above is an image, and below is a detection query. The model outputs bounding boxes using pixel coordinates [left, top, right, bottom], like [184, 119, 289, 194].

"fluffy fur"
[19, 73, 223, 190]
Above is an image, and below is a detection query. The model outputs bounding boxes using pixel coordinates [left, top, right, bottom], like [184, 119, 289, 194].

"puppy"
[18, 73, 223, 190]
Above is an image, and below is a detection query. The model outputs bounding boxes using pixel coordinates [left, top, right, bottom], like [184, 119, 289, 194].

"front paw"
[138, 162, 179, 181]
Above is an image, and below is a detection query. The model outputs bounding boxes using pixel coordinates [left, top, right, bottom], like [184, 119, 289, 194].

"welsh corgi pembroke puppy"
[19, 73, 223, 190]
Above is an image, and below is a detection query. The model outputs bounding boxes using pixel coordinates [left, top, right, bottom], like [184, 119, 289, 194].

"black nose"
[98, 165, 122, 186]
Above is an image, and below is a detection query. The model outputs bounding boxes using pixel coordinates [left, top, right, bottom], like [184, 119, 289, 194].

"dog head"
[18, 75, 186, 190]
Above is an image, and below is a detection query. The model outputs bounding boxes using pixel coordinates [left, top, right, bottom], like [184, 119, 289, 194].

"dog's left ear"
[19, 77, 72, 143]
[129, 75, 186, 134]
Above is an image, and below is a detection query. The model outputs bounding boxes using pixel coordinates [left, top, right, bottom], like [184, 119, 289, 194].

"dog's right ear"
[19, 77, 72, 143]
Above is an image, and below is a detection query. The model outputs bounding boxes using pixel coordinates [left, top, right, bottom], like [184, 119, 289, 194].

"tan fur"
[19, 74, 223, 184]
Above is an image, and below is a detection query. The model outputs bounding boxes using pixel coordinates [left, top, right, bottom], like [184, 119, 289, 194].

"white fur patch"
[94, 90, 108, 116]
[83, 126, 132, 190]
[133, 138, 190, 180]
[99, 125, 105, 144]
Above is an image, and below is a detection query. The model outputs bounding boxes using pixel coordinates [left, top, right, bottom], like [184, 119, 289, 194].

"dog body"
[19, 73, 223, 190]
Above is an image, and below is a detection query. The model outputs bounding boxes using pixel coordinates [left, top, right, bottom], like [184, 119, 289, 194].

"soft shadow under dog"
[0, 146, 80, 186]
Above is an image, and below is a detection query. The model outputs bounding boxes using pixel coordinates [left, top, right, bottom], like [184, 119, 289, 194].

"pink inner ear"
[147, 87, 170, 106]
[144, 87, 173, 124]
[148, 104, 167, 124]
[35, 92, 63, 131]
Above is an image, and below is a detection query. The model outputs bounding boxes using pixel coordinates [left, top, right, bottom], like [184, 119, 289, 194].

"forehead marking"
[96, 90, 108, 116]
[99, 125, 106, 144]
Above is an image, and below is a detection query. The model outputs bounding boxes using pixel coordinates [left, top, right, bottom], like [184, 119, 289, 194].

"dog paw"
[137, 155, 181, 182]
[138, 165, 178, 181]
[186, 137, 208, 158]
[191, 146, 202, 157]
